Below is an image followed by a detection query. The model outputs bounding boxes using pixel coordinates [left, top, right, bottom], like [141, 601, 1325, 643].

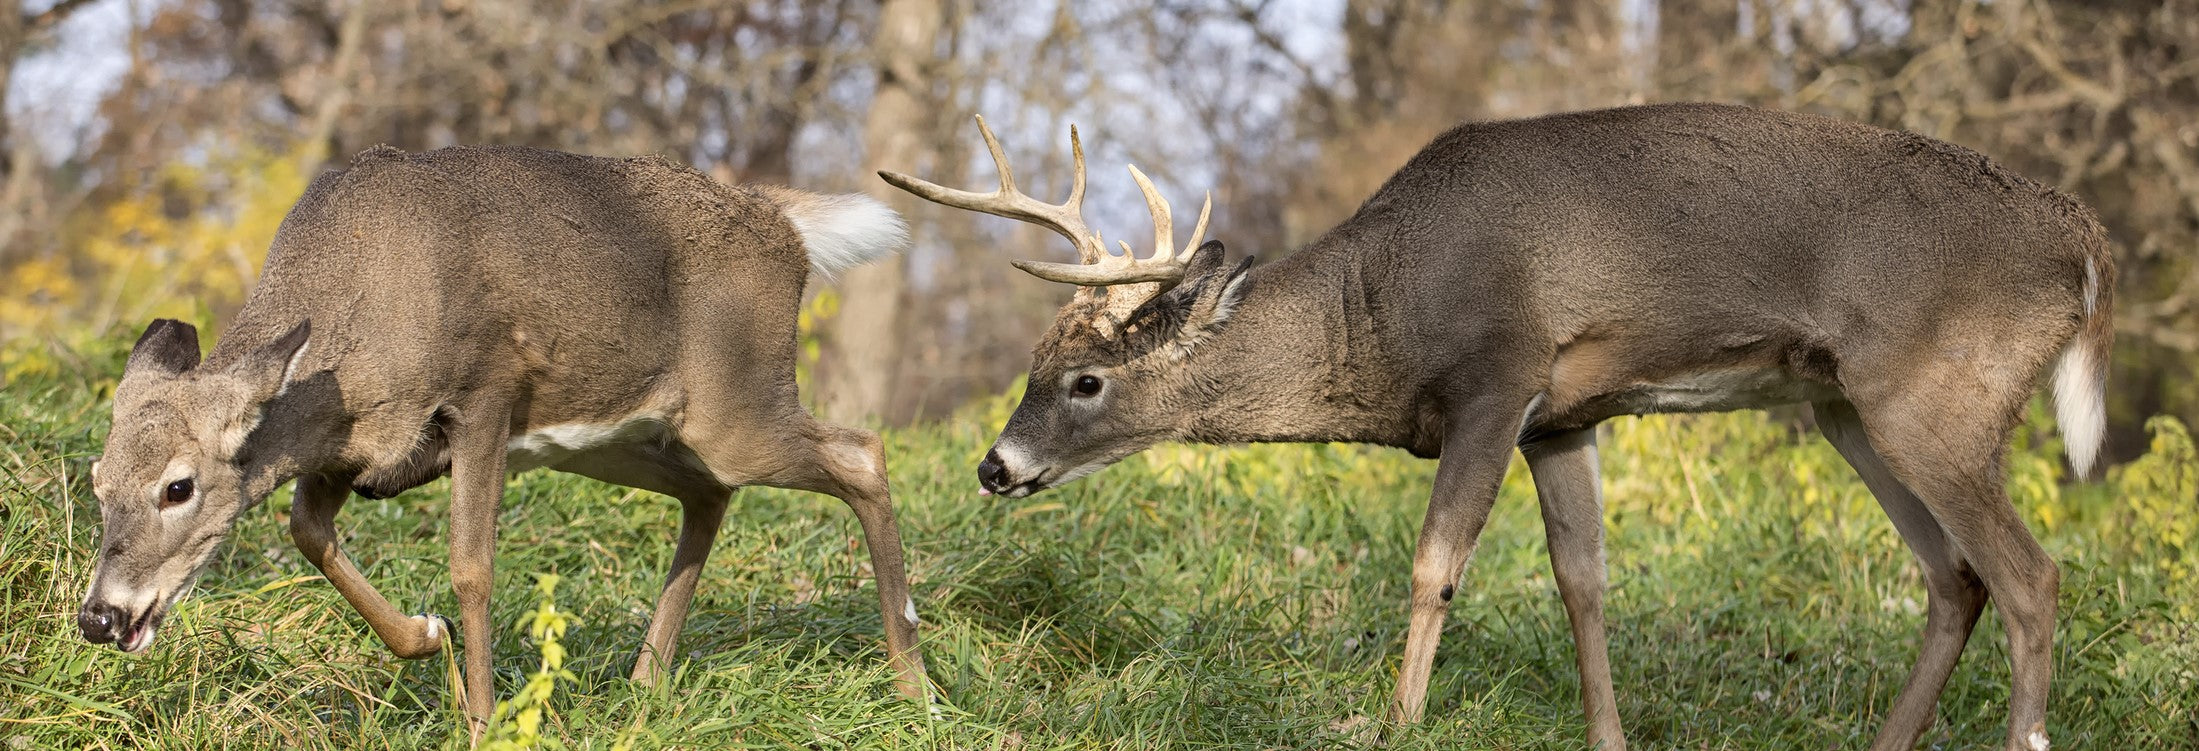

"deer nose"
[78, 602, 124, 644]
[977, 450, 1010, 493]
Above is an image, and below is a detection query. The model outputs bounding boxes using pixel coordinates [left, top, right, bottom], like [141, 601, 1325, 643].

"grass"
[1, 332, 2194, 750]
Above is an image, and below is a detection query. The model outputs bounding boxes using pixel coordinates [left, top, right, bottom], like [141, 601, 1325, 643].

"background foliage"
[0, 0, 2195, 456]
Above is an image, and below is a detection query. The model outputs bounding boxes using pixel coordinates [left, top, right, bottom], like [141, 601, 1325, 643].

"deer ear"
[1147, 241, 1231, 310]
[1182, 255, 1254, 330]
[213, 321, 312, 460]
[226, 320, 314, 405]
[1165, 251, 1255, 356]
[1176, 241, 1229, 285]
[123, 319, 201, 379]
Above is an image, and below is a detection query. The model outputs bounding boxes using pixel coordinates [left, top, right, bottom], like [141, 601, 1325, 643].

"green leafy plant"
[479, 574, 580, 751]
[2114, 416, 2198, 596]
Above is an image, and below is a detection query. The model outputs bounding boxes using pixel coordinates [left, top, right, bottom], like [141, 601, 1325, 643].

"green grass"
[2, 333, 2194, 750]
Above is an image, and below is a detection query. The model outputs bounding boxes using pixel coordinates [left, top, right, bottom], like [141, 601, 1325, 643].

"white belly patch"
[506, 414, 672, 472]
[1605, 367, 1838, 415]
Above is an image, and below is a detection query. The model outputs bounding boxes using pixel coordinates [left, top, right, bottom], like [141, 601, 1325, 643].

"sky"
[11, 0, 139, 164]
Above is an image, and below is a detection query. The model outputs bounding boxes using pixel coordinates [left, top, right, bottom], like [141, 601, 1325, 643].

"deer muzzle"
[78, 594, 163, 653]
[977, 446, 1052, 498]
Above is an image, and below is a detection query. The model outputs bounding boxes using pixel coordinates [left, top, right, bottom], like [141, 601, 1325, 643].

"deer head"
[881, 116, 1254, 496]
[79, 318, 312, 652]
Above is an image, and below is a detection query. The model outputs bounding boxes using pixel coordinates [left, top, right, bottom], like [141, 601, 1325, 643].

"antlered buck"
[77, 146, 930, 734]
[883, 104, 2113, 751]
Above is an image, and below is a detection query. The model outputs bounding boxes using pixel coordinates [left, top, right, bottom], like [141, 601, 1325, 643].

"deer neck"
[212, 314, 350, 503]
[1176, 238, 1433, 453]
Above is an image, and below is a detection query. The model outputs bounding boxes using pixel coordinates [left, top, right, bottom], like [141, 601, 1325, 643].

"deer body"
[1172, 106, 2102, 452]
[81, 145, 930, 734]
[226, 146, 814, 501]
[888, 103, 2112, 751]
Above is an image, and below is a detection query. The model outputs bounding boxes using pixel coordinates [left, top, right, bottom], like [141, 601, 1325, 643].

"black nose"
[78, 602, 124, 644]
[977, 449, 1010, 492]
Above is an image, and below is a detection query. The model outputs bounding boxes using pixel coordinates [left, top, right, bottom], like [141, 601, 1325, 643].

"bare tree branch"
[24, 0, 101, 33]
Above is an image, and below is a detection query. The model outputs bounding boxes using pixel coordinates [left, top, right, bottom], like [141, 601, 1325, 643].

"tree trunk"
[1, 7, 26, 185]
[819, 0, 943, 425]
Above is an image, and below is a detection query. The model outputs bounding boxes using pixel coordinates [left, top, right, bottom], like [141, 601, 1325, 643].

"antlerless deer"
[883, 104, 2113, 751]
[77, 146, 930, 735]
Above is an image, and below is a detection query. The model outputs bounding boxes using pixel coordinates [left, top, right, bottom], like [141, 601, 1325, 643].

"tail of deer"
[760, 186, 908, 277]
[2052, 252, 2115, 479]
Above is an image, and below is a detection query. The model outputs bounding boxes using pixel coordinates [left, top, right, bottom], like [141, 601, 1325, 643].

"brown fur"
[918, 104, 2114, 751]
[80, 145, 929, 735]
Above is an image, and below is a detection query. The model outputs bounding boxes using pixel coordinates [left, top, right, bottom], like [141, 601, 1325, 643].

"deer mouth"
[977, 476, 1047, 498]
[1000, 477, 1046, 498]
[996, 465, 1058, 498]
[118, 607, 163, 653]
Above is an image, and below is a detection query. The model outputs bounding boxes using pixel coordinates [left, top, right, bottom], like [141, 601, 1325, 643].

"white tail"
[2052, 252, 2113, 479]
[2051, 324, 2108, 479]
[763, 187, 909, 277]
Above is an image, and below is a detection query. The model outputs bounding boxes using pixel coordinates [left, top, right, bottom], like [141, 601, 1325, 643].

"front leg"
[447, 407, 512, 740]
[289, 473, 447, 659]
[1390, 394, 1540, 725]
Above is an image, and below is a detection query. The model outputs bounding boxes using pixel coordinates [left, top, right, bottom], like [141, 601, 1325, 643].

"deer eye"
[1071, 375, 1103, 398]
[162, 479, 194, 507]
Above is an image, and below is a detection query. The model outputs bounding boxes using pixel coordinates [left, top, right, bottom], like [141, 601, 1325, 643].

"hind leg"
[550, 446, 737, 682]
[1815, 400, 1990, 750]
[631, 488, 732, 682]
[669, 272, 928, 701]
[1844, 392, 2058, 751]
[680, 413, 929, 701]
[800, 424, 930, 701]
[1522, 428, 1626, 749]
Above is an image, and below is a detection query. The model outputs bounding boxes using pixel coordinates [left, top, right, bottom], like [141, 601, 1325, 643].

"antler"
[879, 115, 1213, 334]
[1083, 164, 1212, 325]
[878, 114, 1106, 267]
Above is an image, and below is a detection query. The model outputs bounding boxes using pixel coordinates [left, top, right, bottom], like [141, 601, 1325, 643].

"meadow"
[1, 332, 2192, 750]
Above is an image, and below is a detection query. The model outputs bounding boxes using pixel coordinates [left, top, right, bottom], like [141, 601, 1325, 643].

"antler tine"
[1127, 165, 1175, 265]
[877, 115, 1105, 264]
[1128, 166, 1215, 267]
[1087, 166, 1216, 330]
[1066, 125, 1088, 222]
[880, 115, 1218, 310]
[1186, 191, 1212, 257]
[974, 115, 1018, 194]
[1010, 165, 1214, 289]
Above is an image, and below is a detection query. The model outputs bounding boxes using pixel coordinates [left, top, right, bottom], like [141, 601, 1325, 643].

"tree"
[0, 0, 103, 260]
[820, 0, 948, 425]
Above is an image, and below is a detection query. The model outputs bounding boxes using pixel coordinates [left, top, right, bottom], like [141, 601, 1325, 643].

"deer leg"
[682, 416, 931, 703]
[1521, 428, 1625, 749]
[801, 425, 930, 702]
[1849, 398, 2057, 751]
[1815, 400, 1988, 751]
[446, 410, 512, 740]
[287, 473, 447, 659]
[631, 488, 733, 683]
[1390, 402, 1534, 725]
